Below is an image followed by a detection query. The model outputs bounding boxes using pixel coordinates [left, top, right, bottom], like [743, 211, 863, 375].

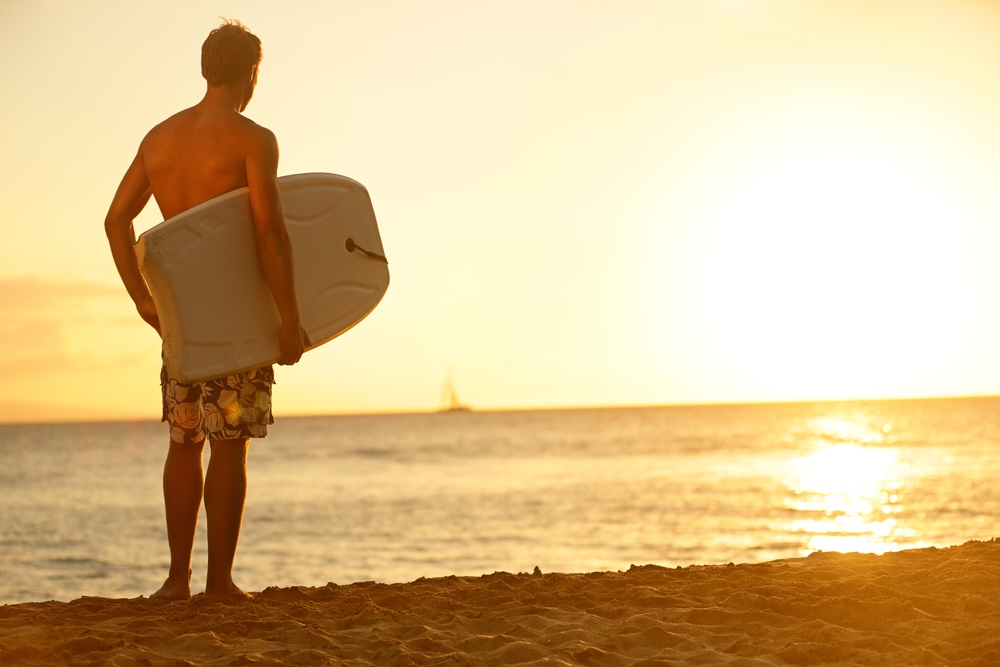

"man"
[105, 20, 306, 600]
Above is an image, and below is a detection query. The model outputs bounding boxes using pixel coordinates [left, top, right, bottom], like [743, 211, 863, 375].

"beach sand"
[2, 540, 999, 666]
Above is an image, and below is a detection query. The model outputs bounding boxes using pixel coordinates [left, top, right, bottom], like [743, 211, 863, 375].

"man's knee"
[169, 438, 206, 456]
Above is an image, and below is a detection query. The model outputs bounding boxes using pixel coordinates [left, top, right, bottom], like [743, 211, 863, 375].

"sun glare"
[686, 127, 975, 401]
[782, 416, 915, 555]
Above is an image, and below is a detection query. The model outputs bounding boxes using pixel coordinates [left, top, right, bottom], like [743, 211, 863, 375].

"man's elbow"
[104, 214, 119, 240]
[104, 213, 133, 245]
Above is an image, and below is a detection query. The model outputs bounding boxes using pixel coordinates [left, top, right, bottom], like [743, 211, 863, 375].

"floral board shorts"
[160, 362, 275, 445]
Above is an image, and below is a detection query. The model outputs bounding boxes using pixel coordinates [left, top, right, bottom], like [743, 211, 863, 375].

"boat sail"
[440, 373, 471, 413]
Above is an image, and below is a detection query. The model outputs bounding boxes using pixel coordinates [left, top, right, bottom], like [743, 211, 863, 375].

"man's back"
[104, 18, 307, 600]
[143, 104, 268, 220]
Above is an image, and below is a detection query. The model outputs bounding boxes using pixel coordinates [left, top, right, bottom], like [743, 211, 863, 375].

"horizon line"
[2, 392, 999, 428]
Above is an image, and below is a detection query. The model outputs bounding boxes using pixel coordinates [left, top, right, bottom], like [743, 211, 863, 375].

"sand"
[2, 540, 1000, 666]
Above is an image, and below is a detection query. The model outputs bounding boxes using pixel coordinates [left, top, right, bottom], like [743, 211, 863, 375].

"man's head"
[201, 19, 262, 91]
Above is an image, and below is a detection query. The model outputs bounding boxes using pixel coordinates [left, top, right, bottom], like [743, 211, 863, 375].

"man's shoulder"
[141, 107, 195, 146]
[238, 117, 279, 162]
[238, 116, 277, 145]
[143, 106, 275, 139]
[139, 110, 277, 163]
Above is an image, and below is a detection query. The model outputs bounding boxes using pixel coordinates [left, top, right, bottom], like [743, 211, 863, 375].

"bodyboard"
[136, 172, 389, 383]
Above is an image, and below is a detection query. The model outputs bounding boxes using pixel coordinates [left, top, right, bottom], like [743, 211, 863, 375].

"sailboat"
[440, 373, 471, 413]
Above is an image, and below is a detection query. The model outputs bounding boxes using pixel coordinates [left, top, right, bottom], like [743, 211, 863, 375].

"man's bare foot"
[150, 575, 192, 601]
[204, 580, 253, 600]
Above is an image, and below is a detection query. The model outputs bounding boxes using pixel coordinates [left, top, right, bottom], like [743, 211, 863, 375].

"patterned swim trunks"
[160, 363, 275, 444]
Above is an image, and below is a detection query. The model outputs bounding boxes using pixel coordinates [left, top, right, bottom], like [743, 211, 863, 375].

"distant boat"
[440, 373, 471, 413]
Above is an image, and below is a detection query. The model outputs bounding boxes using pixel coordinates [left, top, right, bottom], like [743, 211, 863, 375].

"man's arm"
[105, 149, 160, 334]
[246, 127, 306, 365]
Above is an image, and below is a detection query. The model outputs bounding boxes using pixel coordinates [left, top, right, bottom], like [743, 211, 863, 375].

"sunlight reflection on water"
[781, 414, 924, 556]
[4, 399, 1000, 603]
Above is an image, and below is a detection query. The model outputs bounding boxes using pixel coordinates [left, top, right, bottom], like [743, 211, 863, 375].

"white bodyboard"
[136, 172, 389, 383]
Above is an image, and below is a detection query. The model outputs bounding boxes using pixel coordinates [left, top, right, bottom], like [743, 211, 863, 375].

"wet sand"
[2, 540, 999, 665]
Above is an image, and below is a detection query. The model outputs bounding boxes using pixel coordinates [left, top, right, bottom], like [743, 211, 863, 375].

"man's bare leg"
[151, 439, 206, 600]
[204, 437, 250, 597]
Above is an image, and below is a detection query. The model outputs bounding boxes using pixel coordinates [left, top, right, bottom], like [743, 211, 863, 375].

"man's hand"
[278, 323, 308, 366]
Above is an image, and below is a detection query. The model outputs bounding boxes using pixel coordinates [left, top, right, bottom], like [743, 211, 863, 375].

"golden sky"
[3, 0, 1000, 422]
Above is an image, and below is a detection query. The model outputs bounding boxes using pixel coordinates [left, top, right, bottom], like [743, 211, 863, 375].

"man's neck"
[201, 83, 245, 113]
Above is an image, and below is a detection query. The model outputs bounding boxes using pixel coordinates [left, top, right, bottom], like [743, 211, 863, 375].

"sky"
[3, 0, 1000, 423]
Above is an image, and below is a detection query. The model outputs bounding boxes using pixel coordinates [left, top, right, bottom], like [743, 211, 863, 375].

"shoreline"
[3, 540, 999, 666]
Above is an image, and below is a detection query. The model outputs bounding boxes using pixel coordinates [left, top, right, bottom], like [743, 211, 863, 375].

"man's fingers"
[278, 343, 305, 365]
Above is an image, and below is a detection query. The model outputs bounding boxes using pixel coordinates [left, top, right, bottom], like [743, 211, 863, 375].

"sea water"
[2, 397, 999, 604]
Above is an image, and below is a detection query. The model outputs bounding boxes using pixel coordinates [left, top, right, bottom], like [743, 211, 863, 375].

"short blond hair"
[201, 19, 262, 86]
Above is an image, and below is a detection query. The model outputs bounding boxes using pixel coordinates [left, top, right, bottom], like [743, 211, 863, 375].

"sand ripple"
[3, 540, 1000, 665]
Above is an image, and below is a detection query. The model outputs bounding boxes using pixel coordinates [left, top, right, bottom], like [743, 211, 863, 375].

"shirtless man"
[105, 20, 305, 600]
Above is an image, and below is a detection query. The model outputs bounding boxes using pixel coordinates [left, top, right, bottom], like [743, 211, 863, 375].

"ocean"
[2, 397, 999, 605]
